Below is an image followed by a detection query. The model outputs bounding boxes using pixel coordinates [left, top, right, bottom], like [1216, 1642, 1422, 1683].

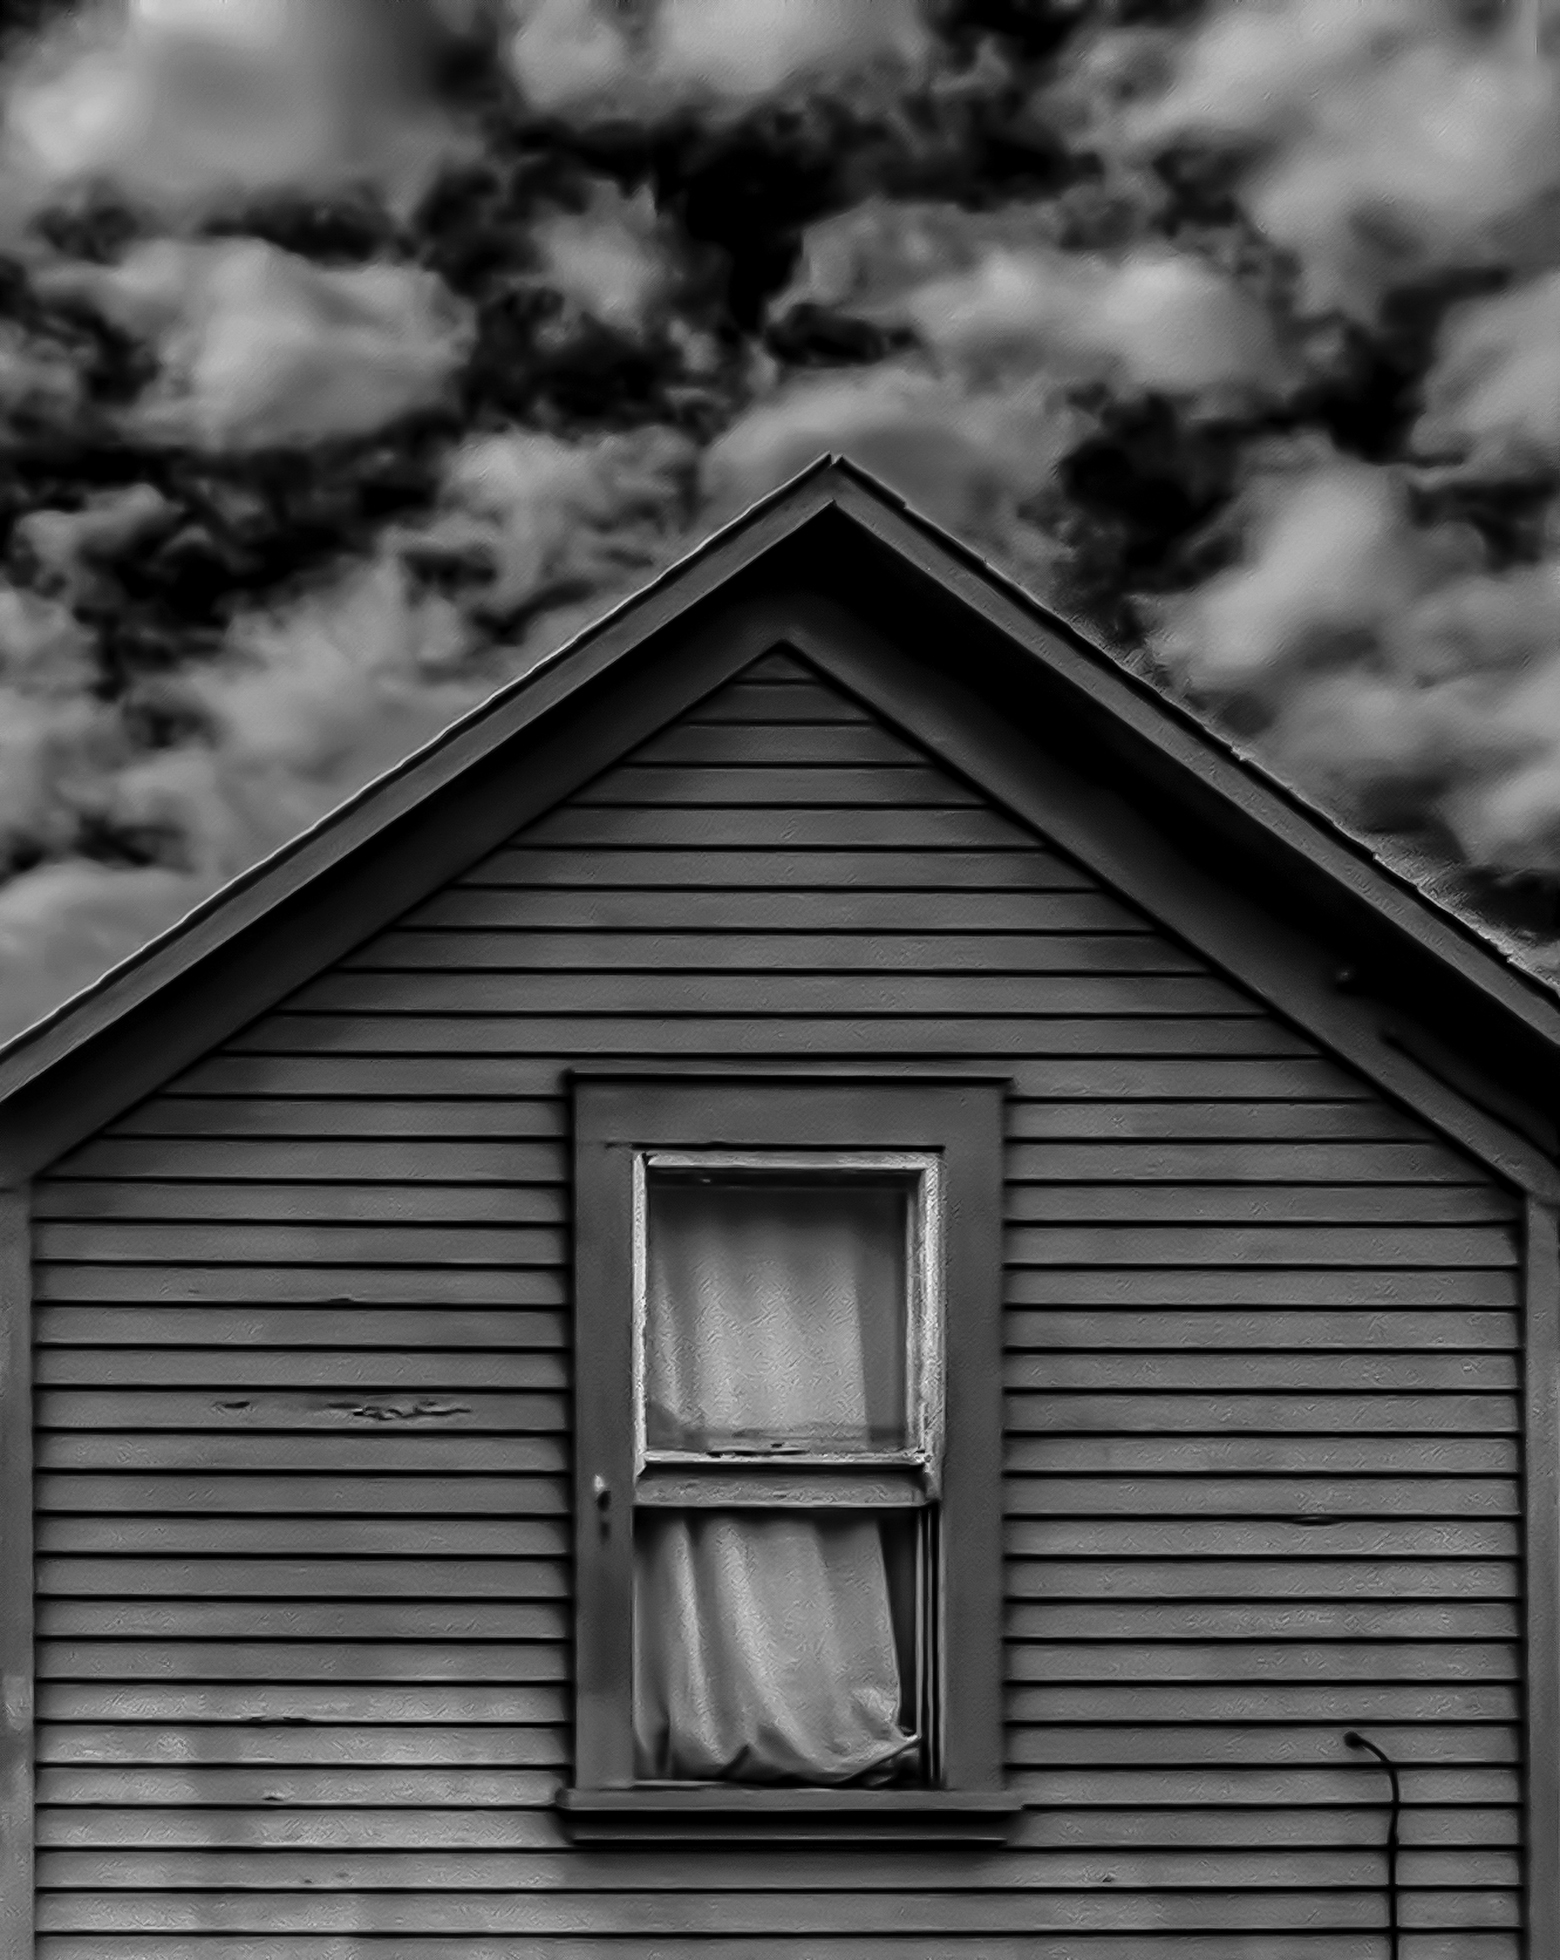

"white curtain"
[634, 1183, 918, 1784]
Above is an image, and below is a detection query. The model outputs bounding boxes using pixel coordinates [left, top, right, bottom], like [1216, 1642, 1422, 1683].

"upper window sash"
[631, 1148, 945, 1489]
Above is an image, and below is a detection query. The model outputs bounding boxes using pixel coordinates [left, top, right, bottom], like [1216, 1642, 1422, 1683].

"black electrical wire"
[1345, 1729, 1401, 1960]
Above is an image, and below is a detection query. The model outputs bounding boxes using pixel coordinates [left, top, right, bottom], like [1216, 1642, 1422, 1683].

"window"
[562, 1072, 1013, 1844]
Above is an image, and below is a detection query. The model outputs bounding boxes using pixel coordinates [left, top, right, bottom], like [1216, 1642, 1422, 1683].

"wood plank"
[48, 1139, 564, 1182]
[35, 1517, 568, 1557]
[36, 1352, 565, 1389]
[465, 847, 1090, 889]
[569, 764, 987, 805]
[1009, 1685, 1519, 1722]
[1008, 1270, 1520, 1307]
[36, 1726, 567, 1769]
[36, 1558, 567, 1599]
[36, 1389, 566, 1431]
[22, 1937, 1526, 1960]
[1004, 1186, 1514, 1223]
[37, 1642, 566, 1683]
[1006, 1311, 1519, 1351]
[679, 680, 871, 723]
[35, 1765, 560, 1806]
[1007, 1518, 1519, 1557]
[629, 720, 926, 763]
[227, 1016, 1317, 1058]
[1008, 1100, 1430, 1142]
[105, 1098, 567, 1141]
[1005, 1224, 1516, 1268]
[1002, 1475, 1517, 1516]
[36, 1309, 568, 1351]
[35, 1435, 567, 1473]
[26, 1844, 1520, 1890]
[1007, 1600, 1521, 1640]
[701, 655, 831, 683]
[1006, 1353, 1519, 1391]
[0, 1185, 33, 1960]
[39, 1680, 565, 1723]
[288, 971, 1251, 1017]
[34, 1223, 567, 1266]
[45, 1144, 1489, 1183]
[1007, 1723, 1518, 1766]
[159, 1053, 1362, 1100]
[345, 930, 1191, 974]
[1006, 1435, 1519, 1474]
[25, 1888, 1520, 1934]
[1006, 1393, 1519, 1433]
[29, 1801, 1521, 1850]
[1002, 1639, 1517, 1682]
[35, 1475, 568, 1516]
[1013, 1764, 1519, 1807]
[1007, 1142, 1493, 1182]
[38, 1601, 565, 1639]
[34, 1267, 566, 1305]
[34, 1186, 566, 1225]
[516, 806, 1042, 848]
[412, 883, 1150, 932]
[1024, 1559, 1519, 1600]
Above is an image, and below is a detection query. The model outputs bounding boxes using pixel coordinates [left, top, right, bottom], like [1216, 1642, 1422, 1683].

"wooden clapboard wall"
[31, 649, 1523, 1958]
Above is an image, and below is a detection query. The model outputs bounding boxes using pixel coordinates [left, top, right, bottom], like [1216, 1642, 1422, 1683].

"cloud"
[41, 237, 472, 448]
[504, 0, 929, 118]
[898, 243, 1286, 398]
[1156, 458, 1447, 697]
[401, 424, 697, 616]
[3, 0, 462, 222]
[0, 421, 705, 1039]
[1157, 451, 1560, 871]
[530, 180, 674, 336]
[1118, 0, 1560, 314]
[652, 0, 929, 103]
[15, 484, 178, 604]
[784, 199, 1288, 401]
[0, 320, 82, 418]
[0, 584, 122, 863]
[703, 362, 1077, 551]
[1415, 270, 1560, 470]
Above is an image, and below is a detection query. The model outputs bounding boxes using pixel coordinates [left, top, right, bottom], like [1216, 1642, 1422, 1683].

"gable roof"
[2, 454, 1558, 1187]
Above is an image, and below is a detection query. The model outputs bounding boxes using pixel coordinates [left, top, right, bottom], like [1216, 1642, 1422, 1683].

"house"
[0, 455, 1555, 1958]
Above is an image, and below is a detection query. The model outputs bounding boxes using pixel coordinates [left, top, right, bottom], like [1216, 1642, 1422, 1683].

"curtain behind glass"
[634, 1178, 918, 1783]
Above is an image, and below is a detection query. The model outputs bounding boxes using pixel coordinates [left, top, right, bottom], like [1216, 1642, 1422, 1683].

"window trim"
[564, 1068, 1014, 1846]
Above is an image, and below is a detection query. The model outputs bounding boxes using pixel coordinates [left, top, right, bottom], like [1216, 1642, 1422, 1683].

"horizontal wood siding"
[32, 652, 1525, 1957]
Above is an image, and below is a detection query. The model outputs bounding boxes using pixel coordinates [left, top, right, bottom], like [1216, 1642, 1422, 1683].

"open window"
[562, 1072, 1013, 1845]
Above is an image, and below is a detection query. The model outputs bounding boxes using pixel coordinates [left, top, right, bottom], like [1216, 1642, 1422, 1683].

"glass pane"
[633, 1508, 925, 1785]
[644, 1175, 909, 1454]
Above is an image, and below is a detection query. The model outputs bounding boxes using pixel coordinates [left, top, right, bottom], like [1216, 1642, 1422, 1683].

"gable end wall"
[29, 651, 1525, 1958]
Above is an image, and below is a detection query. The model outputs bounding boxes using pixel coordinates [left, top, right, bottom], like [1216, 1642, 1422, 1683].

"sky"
[0, 0, 1556, 1039]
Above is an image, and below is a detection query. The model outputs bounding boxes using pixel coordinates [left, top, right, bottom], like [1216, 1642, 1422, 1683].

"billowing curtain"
[634, 1182, 918, 1784]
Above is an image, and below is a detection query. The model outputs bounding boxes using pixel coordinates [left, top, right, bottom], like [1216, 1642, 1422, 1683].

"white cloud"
[1119, 0, 1560, 314]
[1415, 271, 1560, 469]
[3, 0, 461, 221]
[43, 238, 472, 449]
[531, 181, 673, 336]
[505, 0, 929, 117]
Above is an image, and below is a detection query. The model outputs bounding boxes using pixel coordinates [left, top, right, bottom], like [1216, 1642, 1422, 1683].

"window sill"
[556, 1786, 1021, 1845]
